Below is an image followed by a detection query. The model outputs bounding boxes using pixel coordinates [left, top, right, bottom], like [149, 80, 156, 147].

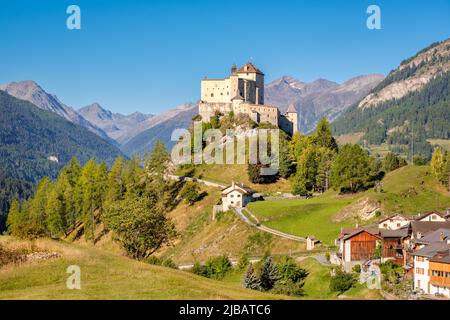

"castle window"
[211, 93, 214, 97]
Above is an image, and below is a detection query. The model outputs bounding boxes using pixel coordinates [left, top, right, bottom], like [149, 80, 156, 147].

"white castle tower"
[198, 63, 298, 135]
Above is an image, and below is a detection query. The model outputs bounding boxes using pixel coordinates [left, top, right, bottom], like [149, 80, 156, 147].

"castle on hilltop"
[198, 63, 298, 135]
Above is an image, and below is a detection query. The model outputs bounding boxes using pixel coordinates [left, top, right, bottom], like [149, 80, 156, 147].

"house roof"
[379, 228, 410, 238]
[430, 249, 450, 264]
[412, 242, 450, 259]
[236, 63, 264, 75]
[286, 104, 297, 113]
[413, 211, 446, 221]
[221, 182, 255, 196]
[410, 221, 450, 238]
[378, 214, 408, 224]
[414, 228, 450, 244]
[340, 226, 381, 241]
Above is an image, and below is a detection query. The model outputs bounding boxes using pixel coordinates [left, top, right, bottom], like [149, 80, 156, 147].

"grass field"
[248, 165, 450, 245]
[248, 192, 361, 244]
[368, 165, 450, 215]
[177, 163, 292, 194]
[0, 237, 284, 300]
[219, 258, 382, 300]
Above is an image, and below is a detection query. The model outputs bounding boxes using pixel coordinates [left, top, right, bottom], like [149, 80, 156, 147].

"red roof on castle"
[236, 63, 264, 75]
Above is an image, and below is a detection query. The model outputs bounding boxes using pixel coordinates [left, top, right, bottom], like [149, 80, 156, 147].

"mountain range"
[0, 73, 384, 156]
[265, 74, 385, 132]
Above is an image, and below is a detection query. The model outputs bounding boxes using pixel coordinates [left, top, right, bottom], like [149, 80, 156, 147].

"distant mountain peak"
[0, 80, 113, 143]
[265, 73, 384, 132]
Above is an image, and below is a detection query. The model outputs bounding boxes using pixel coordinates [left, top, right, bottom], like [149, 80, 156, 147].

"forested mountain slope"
[332, 38, 450, 157]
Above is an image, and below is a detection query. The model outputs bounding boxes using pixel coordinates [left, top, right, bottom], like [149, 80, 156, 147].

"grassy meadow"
[248, 165, 450, 245]
[0, 237, 283, 300]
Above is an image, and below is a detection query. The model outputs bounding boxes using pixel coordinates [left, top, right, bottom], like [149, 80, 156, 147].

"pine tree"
[313, 118, 338, 152]
[45, 187, 66, 238]
[106, 156, 126, 204]
[77, 160, 100, 242]
[124, 155, 144, 198]
[316, 147, 334, 193]
[28, 177, 52, 236]
[6, 199, 21, 236]
[243, 264, 262, 291]
[259, 256, 280, 291]
[292, 144, 318, 194]
[57, 170, 76, 231]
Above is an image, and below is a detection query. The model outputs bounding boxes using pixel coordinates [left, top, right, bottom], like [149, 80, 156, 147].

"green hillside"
[158, 185, 304, 264]
[0, 237, 282, 300]
[248, 165, 450, 244]
[0, 90, 123, 182]
[0, 90, 124, 229]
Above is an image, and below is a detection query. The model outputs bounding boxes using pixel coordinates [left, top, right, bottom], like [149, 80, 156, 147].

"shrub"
[192, 261, 207, 277]
[277, 256, 308, 283]
[193, 255, 232, 279]
[237, 253, 249, 270]
[325, 252, 331, 262]
[161, 258, 178, 269]
[352, 264, 361, 274]
[413, 154, 428, 166]
[272, 279, 306, 296]
[180, 182, 201, 205]
[330, 269, 357, 293]
[204, 255, 232, 279]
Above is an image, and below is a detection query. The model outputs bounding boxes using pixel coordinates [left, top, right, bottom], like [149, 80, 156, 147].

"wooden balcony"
[430, 276, 450, 287]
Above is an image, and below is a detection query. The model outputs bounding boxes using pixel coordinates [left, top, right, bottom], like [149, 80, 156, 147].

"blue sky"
[0, 0, 449, 115]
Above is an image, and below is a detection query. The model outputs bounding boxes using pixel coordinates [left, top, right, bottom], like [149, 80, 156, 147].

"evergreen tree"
[123, 155, 144, 198]
[259, 256, 280, 291]
[383, 152, 407, 172]
[45, 187, 66, 238]
[331, 144, 372, 193]
[278, 134, 294, 179]
[105, 156, 126, 204]
[291, 144, 318, 195]
[6, 199, 21, 236]
[57, 170, 76, 230]
[313, 117, 338, 152]
[28, 177, 52, 237]
[243, 264, 262, 291]
[315, 147, 335, 193]
[77, 160, 102, 241]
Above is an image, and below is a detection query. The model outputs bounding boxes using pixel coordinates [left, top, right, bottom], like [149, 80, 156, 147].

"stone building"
[221, 181, 256, 211]
[198, 63, 298, 135]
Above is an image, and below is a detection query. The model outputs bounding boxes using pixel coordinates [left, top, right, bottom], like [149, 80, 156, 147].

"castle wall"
[199, 64, 295, 134]
[201, 79, 232, 103]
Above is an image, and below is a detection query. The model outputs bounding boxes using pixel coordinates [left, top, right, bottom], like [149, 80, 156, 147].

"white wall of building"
[413, 256, 430, 293]
[378, 216, 410, 230]
[418, 214, 446, 222]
